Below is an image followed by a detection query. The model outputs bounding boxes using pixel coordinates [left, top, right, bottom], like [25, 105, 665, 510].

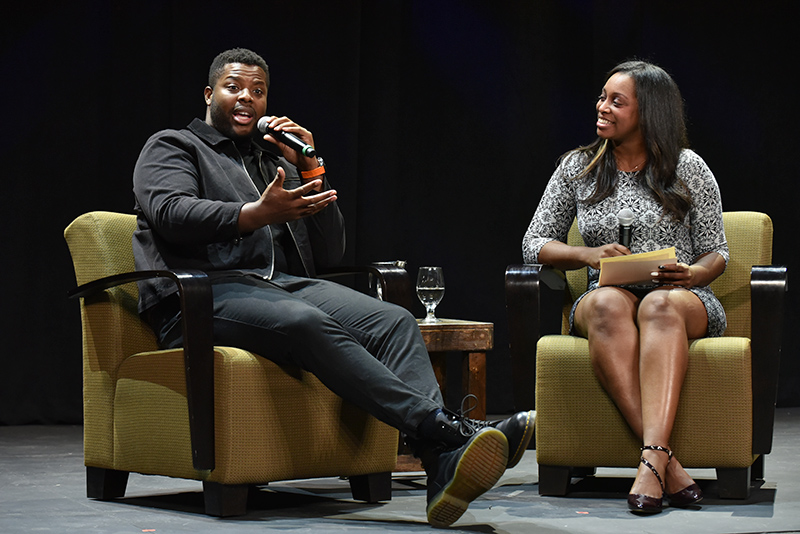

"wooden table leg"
[462, 351, 486, 420]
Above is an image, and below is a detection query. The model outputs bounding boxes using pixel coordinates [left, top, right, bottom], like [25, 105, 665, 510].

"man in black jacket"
[132, 47, 533, 528]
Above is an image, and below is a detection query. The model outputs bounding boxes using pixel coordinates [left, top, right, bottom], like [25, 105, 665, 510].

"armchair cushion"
[114, 347, 396, 484]
[535, 335, 753, 469]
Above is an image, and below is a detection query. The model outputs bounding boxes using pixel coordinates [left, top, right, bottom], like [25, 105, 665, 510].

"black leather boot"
[413, 398, 535, 469]
[423, 427, 508, 528]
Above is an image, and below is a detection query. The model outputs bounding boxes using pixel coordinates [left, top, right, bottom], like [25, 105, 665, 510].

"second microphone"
[257, 116, 317, 158]
[617, 208, 635, 249]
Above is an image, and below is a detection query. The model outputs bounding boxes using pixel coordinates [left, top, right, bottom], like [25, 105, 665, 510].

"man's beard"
[209, 99, 252, 141]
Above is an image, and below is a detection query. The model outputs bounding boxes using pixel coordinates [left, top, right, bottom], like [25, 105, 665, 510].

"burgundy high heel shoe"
[627, 445, 672, 514]
[667, 483, 703, 507]
[666, 454, 703, 507]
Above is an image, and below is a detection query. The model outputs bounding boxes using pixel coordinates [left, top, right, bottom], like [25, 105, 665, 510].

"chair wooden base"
[539, 461, 761, 499]
[86, 467, 392, 516]
[538, 464, 572, 496]
[348, 472, 393, 503]
[202, 481, 250, 517]
[86, 466, 129, 500]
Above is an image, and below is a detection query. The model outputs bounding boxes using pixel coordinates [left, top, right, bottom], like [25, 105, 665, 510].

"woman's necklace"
[619, 159, 647, 173]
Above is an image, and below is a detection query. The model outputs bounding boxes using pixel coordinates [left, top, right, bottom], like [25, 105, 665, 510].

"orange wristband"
[300, 165, 325, 179]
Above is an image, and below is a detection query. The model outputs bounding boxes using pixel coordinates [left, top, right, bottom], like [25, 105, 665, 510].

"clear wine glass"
[417, 266, 445, 323]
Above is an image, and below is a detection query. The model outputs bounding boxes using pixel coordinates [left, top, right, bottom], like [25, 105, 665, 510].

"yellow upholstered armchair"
[65, 211, 405, 516]
[505, 211, 787, 499]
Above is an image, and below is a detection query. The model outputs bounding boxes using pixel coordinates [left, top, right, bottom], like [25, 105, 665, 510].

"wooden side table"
[417, 318, 493, 421]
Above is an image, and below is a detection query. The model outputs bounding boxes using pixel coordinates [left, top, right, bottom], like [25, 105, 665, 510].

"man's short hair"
[208, 48, 270, 87]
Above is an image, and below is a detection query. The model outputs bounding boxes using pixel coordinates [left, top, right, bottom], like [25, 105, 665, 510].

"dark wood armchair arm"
[69, 270, 216, 471]
[750, 265, 789, 454]
[504, 264, 566, 411]
[320, 261, 414, 312]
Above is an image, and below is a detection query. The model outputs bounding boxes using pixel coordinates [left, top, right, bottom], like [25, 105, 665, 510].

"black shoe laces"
[447, 394, 494, 437]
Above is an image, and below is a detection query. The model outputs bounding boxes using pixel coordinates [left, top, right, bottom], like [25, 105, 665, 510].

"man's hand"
[238, 167, 337, 233]
[260, 115, 319, 173]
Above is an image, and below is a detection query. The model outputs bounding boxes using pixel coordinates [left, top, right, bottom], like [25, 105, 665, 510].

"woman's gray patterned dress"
[522, 148, 729, 337]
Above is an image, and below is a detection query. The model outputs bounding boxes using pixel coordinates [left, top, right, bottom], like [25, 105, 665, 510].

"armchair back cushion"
[65, 212, 160, 468]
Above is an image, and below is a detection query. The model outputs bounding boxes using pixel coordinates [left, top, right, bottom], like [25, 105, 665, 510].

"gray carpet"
[1, 409, 798, 533]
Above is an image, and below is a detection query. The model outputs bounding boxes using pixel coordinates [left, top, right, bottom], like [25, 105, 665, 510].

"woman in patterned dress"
[522, 61, 728, 513]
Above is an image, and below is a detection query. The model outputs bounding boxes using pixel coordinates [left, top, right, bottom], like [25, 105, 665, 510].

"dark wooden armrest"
[69, 269, 215, 471]
[320, 261, 414, 311]
[750, 265, 789, 454]
[505, 264, 566, 410]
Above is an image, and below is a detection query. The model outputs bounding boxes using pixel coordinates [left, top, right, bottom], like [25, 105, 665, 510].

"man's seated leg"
[160, 275, 534, 527]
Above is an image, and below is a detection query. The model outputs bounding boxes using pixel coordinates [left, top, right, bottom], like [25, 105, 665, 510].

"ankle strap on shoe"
[639, 445, 672, 494]
[641, 445, 673, 460]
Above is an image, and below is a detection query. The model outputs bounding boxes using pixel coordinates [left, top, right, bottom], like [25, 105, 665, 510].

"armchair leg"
[571, 467, 596, 478]
[86, 466, 129, 500]
[538, 465, 572, 496]
[751, 454, 765, 482]
[203, 481, 249, 517]
[349, 472, 392, 503]
[716, 466, 752, 499]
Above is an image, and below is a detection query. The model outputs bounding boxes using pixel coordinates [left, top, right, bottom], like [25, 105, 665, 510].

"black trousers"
[148, 272, 444, 436]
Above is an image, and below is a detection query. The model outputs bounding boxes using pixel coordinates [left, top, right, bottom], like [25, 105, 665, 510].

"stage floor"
[1, 409, 798, 533]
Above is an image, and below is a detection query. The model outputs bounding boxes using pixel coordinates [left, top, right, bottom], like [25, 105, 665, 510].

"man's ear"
[204, 86, 213, 106]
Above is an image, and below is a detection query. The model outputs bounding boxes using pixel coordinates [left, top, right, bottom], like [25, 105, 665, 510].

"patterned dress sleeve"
[679, 150, 730, 265]
[522, 153, 582, 263]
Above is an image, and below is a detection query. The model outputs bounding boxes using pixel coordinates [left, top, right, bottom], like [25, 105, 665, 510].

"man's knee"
[377, 300, 419, 331]
[280, 302, 335, 337]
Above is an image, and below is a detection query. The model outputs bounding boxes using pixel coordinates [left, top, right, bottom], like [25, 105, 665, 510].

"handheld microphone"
[617, 208, 634, 249]
[257, 116, 317, 158]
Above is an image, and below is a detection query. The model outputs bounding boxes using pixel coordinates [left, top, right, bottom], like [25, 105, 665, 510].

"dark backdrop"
[2, 0, 797, 424]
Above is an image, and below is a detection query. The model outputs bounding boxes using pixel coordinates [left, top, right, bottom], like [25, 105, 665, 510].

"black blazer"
[132, 118, 345, 313]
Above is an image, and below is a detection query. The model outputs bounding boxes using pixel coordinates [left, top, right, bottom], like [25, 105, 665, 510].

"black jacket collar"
[188, 118, 279, 163]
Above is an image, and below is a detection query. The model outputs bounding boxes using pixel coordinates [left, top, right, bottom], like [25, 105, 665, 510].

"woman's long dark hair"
[574, 61, 692, 222]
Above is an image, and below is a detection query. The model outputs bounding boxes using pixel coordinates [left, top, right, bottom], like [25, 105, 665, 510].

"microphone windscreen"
[617, 208, 635, 226]
[256, 116, 270, 134]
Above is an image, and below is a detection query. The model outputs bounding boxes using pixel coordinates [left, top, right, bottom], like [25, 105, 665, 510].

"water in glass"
[417, 266, 444, 323]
